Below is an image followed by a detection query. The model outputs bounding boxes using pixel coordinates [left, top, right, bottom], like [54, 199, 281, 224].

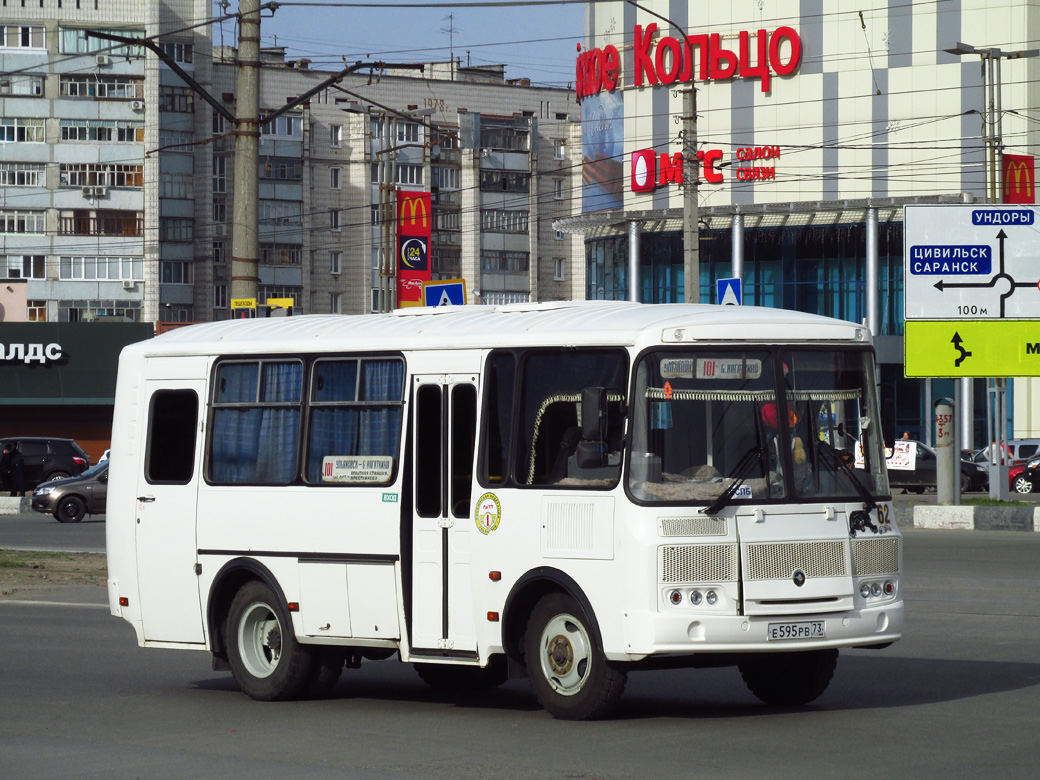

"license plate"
[767, 621, 826, 640]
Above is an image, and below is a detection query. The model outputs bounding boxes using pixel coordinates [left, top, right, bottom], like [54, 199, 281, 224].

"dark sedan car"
[887, 441, 988, 493]
[31, 462, 108, 522]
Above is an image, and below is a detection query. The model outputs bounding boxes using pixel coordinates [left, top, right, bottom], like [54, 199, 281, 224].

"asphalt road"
[1, 526, 1039, 779]
[0, 511, 106, 553]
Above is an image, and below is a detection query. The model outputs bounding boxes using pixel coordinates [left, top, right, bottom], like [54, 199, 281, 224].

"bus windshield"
[628, 347, 888, 505]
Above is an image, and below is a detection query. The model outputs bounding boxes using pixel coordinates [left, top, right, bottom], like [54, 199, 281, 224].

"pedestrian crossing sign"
[422, 279, 467, 307]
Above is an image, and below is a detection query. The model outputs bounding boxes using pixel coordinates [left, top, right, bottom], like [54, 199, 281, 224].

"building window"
[554, 257, 565, 281]
[432, 166, 459, 189]
[59, 256, 143, 281]
[60, 119, 143, 143]
[330, 251, 341, 275]
[1, 25, 45, 49]
[260, 244, 302, 265]
[396, 164, 423, 186]
[260, 287, 300, 306]
[213, 156, 226, 193]
[479, 170, 530, 193]
[27, 300, 46, 321]
[58, 211, 142, 237]
[330, 292, 342, 313]
[59, 163, 142, 188]
[260, 113, 302, 137]
[330, 166, 341, 190]
[159, 86, 193, 113]
[397, 121, 420, 144]
[214, 284, 228, 309]
[59, 27, 144, 56]
[4, 255, 44, 279]
[158, 217, 193, 242]
[260, 157, 302, 181]
[555, 230, 566, 241]
[482, 250, 530, 273]
[554, 138, 565, 160]
[259, 200, 303, 224]
[330, 124, 342, 148]
[59, 74, 142, 99]
[0, 163, 45, 187]
[158, 40, 193, 64]
[213, 199, 226, 224]
[554, 179, 564, 200]
[61, 299, 142, 322]
[0, 211, 45, 234]
[330, 209, 341, 230]
[160, 261, 194, 284]
[0, 118, 44, 143]
[1, 75, 43, 96]
[480, 209, 529, 233]
[480, 125, 528, 151]
[213, 242, 226, 264]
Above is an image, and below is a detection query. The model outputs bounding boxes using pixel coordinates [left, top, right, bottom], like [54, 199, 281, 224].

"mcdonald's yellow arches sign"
[1003, 154, 1034, 205]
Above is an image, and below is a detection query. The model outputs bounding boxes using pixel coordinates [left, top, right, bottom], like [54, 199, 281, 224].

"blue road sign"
[422, 279, 467, 307]
[717, 277, 742, 305]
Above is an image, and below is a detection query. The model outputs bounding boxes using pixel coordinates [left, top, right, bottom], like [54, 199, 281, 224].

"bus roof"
[131, 301, 869, 358]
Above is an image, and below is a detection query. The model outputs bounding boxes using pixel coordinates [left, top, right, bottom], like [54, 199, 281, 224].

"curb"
[913, 505, 1040, 531]
[0, 496, 32, 515]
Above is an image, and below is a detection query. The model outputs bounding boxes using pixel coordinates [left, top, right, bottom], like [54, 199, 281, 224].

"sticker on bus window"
[321, 455, 394, 483]
[475, 492, 502, 535]
[660, 359, 695, 379]
[696, 358, 762, 380]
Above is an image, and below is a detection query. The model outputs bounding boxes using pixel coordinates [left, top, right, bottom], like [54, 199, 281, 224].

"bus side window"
[480, 352, 515, 485]
[146, 390, 198, 484]
[451, 384, 477, 517]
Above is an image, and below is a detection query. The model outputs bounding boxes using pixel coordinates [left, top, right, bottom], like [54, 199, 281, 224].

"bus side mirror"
[581, 387, 607, 441]
[577, 387, 608, 468]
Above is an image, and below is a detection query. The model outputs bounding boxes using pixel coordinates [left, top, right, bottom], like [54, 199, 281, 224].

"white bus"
[106, 301, 902, 720]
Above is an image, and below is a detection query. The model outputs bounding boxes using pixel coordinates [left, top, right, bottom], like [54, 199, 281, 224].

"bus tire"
[414, 656, 508, 691]
[226, 581, 315, 701]
[524, 593, 626, 720]
[738, 648, 838, 706]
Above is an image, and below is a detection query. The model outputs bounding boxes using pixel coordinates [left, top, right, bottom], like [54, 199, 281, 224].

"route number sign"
[903, 205, 1040, 320]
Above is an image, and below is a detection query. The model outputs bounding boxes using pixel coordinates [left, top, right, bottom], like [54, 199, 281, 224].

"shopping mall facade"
[561, 0, 1040, 447]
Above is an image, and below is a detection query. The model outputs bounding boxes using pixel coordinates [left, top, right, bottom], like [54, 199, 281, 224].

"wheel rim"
[238, 601, 282, 679]
[59, 501, 79, 520]
[1014, 477, 1032, 493]
[538, 612, 592, 696]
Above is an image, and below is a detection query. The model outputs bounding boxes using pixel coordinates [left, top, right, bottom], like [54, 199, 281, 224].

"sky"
[212, 1, 586, 88]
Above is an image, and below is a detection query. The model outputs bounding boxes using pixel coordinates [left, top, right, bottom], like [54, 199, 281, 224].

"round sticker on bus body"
[475, 492, 502, 535]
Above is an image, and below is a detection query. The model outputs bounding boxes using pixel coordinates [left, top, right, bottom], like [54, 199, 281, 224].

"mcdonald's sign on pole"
[396, 191, 432, 308]
[1003, 154, 1035, 204]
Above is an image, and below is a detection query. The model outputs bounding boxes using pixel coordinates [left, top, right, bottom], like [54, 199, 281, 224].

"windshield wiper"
[703, 445, 765, 516]
[817, 443, 879, 533]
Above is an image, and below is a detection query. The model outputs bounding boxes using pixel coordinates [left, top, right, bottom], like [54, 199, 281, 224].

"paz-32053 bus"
[106, 301, 902, 720]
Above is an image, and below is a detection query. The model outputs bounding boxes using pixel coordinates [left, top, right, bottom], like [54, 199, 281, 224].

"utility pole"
[682, 86, 699, 303]
[231, 0, 262, 304]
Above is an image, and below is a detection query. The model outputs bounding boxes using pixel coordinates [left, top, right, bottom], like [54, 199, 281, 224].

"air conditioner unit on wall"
[82, 186, 107, 198]
[95, 54, 110, 66]
[130, 100, 145, 111]
[122, 280, 135, 290]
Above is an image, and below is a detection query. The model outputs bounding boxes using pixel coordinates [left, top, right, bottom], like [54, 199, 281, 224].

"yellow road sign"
[905, 320, 1040, 377]
[230, 298, 256, 310]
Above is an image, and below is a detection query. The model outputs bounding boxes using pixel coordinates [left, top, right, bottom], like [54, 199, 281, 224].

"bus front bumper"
[611, 600, 903, 661]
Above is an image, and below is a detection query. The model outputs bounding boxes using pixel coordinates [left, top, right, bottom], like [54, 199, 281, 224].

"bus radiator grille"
[744, 541, 847, 580]
[850, 536, 900, 576]
[660, 544, 739, 583]
[659, 516, 728, 537]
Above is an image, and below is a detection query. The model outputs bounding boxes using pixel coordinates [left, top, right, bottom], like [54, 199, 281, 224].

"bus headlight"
[706, 590, 718, 605]
[860, 583, 871, 599]
[690, 590, 703, 605]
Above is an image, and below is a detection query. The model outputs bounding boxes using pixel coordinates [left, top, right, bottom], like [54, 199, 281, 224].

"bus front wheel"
[226, 581, 315, 701]
[524, 593, 626, 720]
[738, 648, 838, 706]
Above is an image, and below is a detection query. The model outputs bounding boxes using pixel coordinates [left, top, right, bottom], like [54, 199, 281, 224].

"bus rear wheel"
[226, 581, 315, 701]
[524, 593, 626, 720]
[738, 648, 838, 706]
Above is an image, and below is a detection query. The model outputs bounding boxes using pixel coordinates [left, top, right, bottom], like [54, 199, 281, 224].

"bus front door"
[134, 379, 206, 644]
[409, 375, 478, 656]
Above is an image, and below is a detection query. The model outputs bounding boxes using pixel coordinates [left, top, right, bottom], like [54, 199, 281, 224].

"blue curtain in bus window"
[306, 359, 402, 483]
[212, 361, 300, 483]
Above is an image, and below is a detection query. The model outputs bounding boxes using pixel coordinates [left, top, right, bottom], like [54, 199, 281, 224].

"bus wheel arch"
[206, 558, 290, 663]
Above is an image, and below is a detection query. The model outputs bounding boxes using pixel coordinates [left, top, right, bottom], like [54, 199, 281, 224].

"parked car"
[877, 440, 988, 493]
[1011, 457, 1040, 494]
[31, 462, 108, 522]
[0, 437, 90, 491]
